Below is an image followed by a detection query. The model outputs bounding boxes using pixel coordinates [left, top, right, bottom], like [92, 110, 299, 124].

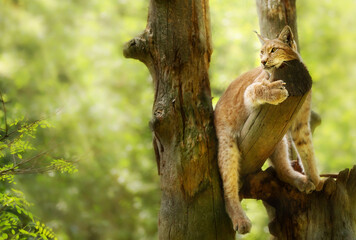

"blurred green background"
[0, 0, 355, 239]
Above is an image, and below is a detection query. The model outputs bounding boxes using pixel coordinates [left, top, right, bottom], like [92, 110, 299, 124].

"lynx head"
[255, 26, 301, 72]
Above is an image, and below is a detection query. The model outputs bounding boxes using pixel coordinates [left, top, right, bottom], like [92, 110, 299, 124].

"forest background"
[0, 0, 355, 239]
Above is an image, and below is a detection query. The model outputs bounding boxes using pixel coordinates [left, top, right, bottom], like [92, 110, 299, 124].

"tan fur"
[214, 26, 321, 234]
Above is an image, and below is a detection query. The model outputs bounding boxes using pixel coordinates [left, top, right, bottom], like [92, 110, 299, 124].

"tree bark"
[124, 1, 234, 239]
[256, 0, 299, 45]
[241, 166, 356, 239]
[251, 0, 356, 239]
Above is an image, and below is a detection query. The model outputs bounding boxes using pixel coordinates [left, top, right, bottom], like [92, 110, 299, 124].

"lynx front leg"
[244, 78, 289, 110]
[217, 134, 251, 234]
[270, 136, 315, 193]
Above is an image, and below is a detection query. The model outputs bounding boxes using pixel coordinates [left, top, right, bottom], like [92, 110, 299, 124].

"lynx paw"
[233, 215, 252, 234]
[263, 80, 289, 105]
[294, 176, 315, 194]
[313, 177, 325, 191]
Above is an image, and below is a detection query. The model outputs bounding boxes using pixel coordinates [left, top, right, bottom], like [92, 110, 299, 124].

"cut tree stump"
[241, 166, 356, 239]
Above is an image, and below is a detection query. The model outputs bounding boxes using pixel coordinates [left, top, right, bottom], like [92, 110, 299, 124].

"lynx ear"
[278, 25, 298, 51]
[254, 31, 269, 44]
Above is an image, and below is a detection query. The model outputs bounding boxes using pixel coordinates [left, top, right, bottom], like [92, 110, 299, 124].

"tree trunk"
[253, 0, 356, 239]
[124, 1, 234, 239]
[256, 0, 299, 45]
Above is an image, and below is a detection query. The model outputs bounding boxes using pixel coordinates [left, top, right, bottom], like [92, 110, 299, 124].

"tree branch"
[0, 89, 8, 136]
[0, 152, 49, 176]
[241, 166, 356, 203]
[320, 173, 338, 178]
[0, 119, 42, 142]
[123, 29, 153, 66]
[240, 167, 302, 202]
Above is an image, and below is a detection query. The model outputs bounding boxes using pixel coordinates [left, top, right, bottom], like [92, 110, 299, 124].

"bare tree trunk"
[251, 0, 356, 239]
[256, 0, 299, 44]
[124, 1, 234, 239]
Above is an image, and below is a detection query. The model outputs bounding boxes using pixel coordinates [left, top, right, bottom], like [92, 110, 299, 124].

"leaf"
[19, 229, 29, 234]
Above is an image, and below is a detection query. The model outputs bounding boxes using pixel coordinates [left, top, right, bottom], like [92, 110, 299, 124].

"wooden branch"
[240, 167, 299, 201]
[123, 29, 153, 70]
[320, 173, 339, 178]
[239, 60, 312, 175]
[0, 89, 8, 136]
[240, 167, 341, 201]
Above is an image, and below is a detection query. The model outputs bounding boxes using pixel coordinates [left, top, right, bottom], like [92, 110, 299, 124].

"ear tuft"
[254, 30, 269, 45]
[278, 26, 297, 50]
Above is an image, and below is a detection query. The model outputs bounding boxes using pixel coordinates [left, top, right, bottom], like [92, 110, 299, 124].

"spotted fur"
[214, 26, 321, 234]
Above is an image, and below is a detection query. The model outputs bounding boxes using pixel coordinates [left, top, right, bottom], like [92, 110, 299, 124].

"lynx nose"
[261, 59, 267, 66]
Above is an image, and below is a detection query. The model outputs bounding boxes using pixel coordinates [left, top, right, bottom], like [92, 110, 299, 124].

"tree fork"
[124, 0, 234, 239]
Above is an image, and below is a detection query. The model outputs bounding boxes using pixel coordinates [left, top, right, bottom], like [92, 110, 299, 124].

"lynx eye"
[270, 47, 277, 53]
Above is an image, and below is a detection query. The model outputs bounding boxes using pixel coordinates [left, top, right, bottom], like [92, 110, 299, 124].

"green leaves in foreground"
[0, 189, 56, 240]
[50, 159, 78, 174]
[0, 92, 76, 239]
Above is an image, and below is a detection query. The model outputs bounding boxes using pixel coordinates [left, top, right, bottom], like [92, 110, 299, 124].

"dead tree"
[124, 1, 234, 239]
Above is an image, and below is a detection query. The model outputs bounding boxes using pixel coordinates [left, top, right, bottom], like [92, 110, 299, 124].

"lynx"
[214, 26, 322, 234]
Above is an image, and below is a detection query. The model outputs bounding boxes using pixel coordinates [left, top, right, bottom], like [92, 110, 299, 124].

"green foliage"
[0, 164, 17, 183]
[50, 159, 78, 174]
[0, 93, 75, 239]
[0, 189, 57, 240]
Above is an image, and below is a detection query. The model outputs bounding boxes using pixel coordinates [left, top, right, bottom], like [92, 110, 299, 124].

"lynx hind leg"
[291, 97, 322, 191]
[291, 121, 322, 191]
[244, 79, 288, 109]
[217, 134, 251, 234]
[270, 136, 315, 193]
